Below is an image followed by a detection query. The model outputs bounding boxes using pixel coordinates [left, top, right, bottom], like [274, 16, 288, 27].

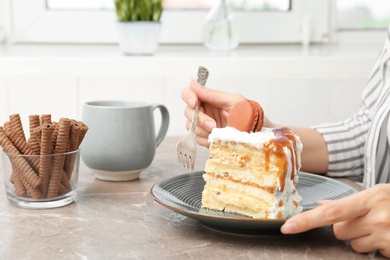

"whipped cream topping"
[208, 126, 275, 147]
[209, 126, 304, 219]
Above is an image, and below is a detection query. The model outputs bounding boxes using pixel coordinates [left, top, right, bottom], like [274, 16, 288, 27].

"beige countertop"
[0, 136, 384, 259]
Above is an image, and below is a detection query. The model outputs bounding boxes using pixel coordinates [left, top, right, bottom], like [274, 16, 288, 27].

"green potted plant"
[114, 0, 164, 55]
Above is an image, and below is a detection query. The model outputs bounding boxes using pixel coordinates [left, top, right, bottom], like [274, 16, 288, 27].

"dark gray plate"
[150, 171, 357, 235]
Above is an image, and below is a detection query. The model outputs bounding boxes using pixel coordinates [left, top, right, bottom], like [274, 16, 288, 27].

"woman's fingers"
[349, 235, 378, 254]
[181, 80, 247, 147]
[332, 218, 370, 241]
[195, 135, 210, 147]
[281, 184, 390, 258]
[181, 81, 199, 109]
[189, 80, 246, 109]
[185, 119, 211, 139]
[281, 191, 370, 234]
[379, 248, 390, 259]
[184, 106, 216, 132]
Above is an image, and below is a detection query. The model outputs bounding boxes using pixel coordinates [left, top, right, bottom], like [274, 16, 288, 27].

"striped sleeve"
[312, 36, 390, 180]
[313, 106, 371, 179]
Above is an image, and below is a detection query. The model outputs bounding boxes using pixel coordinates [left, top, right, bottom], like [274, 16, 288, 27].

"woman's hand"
[281, 183, 390, 258]
[181, 80, 246, 147]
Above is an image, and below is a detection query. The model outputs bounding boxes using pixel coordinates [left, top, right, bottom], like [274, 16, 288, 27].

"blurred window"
[46, 0, 291, 11]
[13, 0, 384, 44]
[337, 0, 390, 30]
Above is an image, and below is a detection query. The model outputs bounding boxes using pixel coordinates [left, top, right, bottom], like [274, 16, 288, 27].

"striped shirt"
[314, 29, 390, 188]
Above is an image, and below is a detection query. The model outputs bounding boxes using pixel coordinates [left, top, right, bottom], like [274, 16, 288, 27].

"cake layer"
[202, 187, 269, 219]
[203, 172, 276, 205]
[202, 172, 301, 219]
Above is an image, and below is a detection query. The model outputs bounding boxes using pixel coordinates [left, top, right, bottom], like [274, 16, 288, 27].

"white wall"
[0, 49, 374, 137]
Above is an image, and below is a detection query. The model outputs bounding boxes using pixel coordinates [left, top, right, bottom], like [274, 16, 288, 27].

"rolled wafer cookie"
[12, 167, 43, 199]
[9, 114, 26, 143]
[3, 122, 13, 143]
[39, 123, 54, 197]
[51, 121, 59, 151]
[28, 115, 41, 154]
[8, 114, 37, 155]
[5, 121, 30, 154]
[58, 182, 70, 196]
[8, 134, 40, 172]
[60, 171, 71, 192]
[7, 115, 40, 172]
[40, 114, 51, 125]
[29, 125, 42, 155]
[10, 170, 28, 197]
[76, 121, 89, 147]
[0, 126, 5, 144]
[28, 114, 40, 137]
[47, 118, 71, 198]
[0, 128, 41, 188]
[64, 121, 81, 179]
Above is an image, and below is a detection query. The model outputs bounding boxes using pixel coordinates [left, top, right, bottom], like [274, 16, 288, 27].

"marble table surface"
[0, 136, 385, 259]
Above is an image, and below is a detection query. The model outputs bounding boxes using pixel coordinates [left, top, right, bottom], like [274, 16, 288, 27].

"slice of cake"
[201, 100, 303, 219]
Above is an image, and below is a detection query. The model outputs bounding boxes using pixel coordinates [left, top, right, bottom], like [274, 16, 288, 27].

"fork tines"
[177, 145, 195, 170]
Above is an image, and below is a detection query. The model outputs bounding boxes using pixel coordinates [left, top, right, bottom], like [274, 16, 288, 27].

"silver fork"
[176, 66, 209, 171]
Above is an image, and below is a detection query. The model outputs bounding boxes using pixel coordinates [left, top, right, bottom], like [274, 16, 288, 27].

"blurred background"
[45, 0, 390, 29]
[0, 0, 389, 137]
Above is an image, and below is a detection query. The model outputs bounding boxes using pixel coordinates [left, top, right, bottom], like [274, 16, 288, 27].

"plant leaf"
[115, 0, 163, 21]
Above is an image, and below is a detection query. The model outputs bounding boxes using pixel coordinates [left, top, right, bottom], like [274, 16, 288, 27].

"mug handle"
[152, 103, 170, 147]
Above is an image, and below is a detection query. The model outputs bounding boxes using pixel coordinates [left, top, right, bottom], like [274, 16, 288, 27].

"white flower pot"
[116, 22, 161, 55]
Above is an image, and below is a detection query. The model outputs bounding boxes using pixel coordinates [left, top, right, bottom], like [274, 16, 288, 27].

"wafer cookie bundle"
[0, 114, 88, 199]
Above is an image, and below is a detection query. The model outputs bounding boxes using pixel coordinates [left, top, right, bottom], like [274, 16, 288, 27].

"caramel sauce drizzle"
[264, 127, 298, 192]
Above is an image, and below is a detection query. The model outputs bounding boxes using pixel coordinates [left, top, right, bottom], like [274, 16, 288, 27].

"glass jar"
[203, 0, 239, 51]
[1, 149, 80, 209]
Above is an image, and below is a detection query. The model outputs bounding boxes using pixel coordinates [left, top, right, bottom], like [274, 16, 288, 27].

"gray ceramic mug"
[81, 100, 169, 181]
